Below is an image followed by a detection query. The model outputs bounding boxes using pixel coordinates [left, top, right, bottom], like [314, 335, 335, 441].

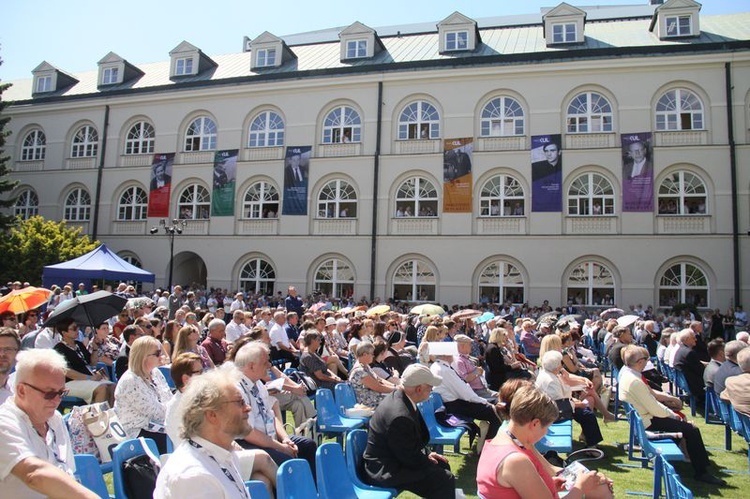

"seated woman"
[171, 325, 215, 371]
[299, 331, 342, 391]
[348, 342, 398, 408]
[559, 331, 604, 392]
[536, 351, 604, 447]
[382, 331, 414, 375]
[114, 336, 174, 454]
[87, 321, 120, 367]
[52, 318, 115, 406]
[478, 384, 613, 499]
[485, 327, 533, 392]
[417, 325, 445, 365]
[371, 339, 401, 384]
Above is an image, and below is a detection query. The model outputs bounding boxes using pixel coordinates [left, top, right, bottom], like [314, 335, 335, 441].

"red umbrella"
[451, 309, 483, 321]
[307, 302, 327, 313]
[0, 286, 51, 314]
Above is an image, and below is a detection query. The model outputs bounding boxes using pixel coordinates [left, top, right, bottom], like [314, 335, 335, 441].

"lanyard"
[505, 429, 526, 449]
[188, 439, 249, 498]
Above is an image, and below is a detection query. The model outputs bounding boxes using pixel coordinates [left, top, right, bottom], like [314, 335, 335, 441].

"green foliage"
[0, 58, 20, 230]
[0, 216, 99, 284]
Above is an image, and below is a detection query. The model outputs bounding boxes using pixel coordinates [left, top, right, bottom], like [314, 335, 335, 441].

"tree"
[0, 54, 19, 230]
[0, 216, 99, 284]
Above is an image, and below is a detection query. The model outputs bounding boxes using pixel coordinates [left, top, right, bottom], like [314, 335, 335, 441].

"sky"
[1, 0, 748, 81]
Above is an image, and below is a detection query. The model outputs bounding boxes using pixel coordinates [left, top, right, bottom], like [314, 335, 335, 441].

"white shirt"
[225, 321, 249, 344]
[114, 368, 173, 438]
[165, 391, 184, 448]
[0, 373, 15, 405]
[154, 437, 249, 499]
[269, 323, 290, 349]
[238, 375, 274, 438]
[229, 299, 245, 313]
[430, 358, 487, 406]
[34, 328, 60, 349]
[0, 399, 75, 499]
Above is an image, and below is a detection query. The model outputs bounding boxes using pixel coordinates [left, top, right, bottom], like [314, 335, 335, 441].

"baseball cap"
[402, 364, 443, 387]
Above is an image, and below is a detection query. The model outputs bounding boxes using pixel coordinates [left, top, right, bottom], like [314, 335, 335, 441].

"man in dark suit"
[284, 153, 307, 187]
[363, 364, 455, 499]
[531, 141, 561, 182]
[115, 325, 140, 380]
[150, 160, 171, 190]
[672, 329, 706, 406]
[622, 140, 653, 180]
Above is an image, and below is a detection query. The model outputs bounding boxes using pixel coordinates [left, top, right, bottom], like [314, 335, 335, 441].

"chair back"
[74, 454, 111, 499]
[316, 388, 345, 427]
[335, 383, 358, 413]
[277, 458, 318, 499]
[429, 391, 444, 410]
[316, 442, 358, 498]
[158, 365, 175, 390]
[417, 397, 441, 438]
[344, 430, 398, 497]
[245, 480, 271, 499]
[112, 437, 159, 499]
[657, 454, 694, 499]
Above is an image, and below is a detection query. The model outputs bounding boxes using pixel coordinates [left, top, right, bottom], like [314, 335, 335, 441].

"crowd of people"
[0, 278, 748, 497]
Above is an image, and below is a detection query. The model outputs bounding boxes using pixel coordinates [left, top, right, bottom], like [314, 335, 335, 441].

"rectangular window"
[35, 76, 52, 93]
[346, 40, 367, 58]
[445, 31, 468, 51]
[257, 48, 277, 67]
[102, 67, 119, 85]
[666, 15, 692, 36]
[552, 23, 577, 43]
[175, 57, 194, 75]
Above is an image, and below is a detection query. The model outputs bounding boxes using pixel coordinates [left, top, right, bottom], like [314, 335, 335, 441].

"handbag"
[123, 437, 161, 499]
[555, 398, 575, 422]
[287, 370, 318, 396]
[67, 403, 102, 459]
[83, 402, 129, 462]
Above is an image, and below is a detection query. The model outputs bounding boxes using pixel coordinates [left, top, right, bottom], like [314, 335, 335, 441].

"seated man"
[200, 319, 228, 366]
[713, 340, 749, 396]
[720, 347, 750, 416]
[155, 367, 277, 498]
[0, 349, 98, 498]
[619, 345, 726, 486]
[452, 334, 497, 402]
[672, 329, 706, 406]
[363, 364, 455, 499]
[703, 338, 725, 390]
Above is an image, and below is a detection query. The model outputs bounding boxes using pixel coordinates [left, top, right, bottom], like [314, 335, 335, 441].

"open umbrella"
[307, 302, 328, 313]
[617, 314, 640, 328]
[600, 308, 625, 319]
[0, 286, 51, 314]
[126, 296, 154, 310]
[537, 311, 560, 324]
[365, 304, 391, 317]
[44, 290, 128, 328]
[451, 309, 482, 321]
[410, 304, 445, 316]
[474, 311, 495, 324]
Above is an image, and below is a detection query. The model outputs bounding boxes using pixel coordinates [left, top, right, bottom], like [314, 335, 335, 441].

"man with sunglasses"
[0, 349, 99, 498]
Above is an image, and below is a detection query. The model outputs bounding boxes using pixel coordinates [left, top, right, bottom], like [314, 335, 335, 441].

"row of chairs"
[705, 387, 750, 467]
[654, 454, 693, 499]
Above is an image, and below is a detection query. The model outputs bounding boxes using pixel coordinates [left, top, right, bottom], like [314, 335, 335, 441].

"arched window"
[184, 116, 217, 151]
[21, 129, 46, 161]
[658, 262, 709, 308]
[71, 125, 99, 158]
[239, 258, 276, 295]
[566, 92, 613, 133]
[480, 97, 524, 137]
[14, 189, 39, 219]
[479, 174, 524, 216]
[322, 106, 361, 144]
[478, 261, 524, 304]
[248, 111, 284, 148]
[392, 258, 436, 302]
[655, 89, 703, 131]
[119, 254, 143, 268]
[395, 176, 438, 217]
[64, 188, 91, 221]
[566, 261, 615, 306]
[125, 121, 155, 155]
[657, 171, 707, 215]
[243, 181, 279, 219]
[117, 186, 148, 221]
[177, 184, 211, 220]
[314, 258, 355, 298]
[567, 173, 615, 216]
[398, 101, 440, 140]
[317, 179, 357, 218]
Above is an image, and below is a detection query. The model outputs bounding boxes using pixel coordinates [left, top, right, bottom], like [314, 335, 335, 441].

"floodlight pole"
[149, 219, 187, 290]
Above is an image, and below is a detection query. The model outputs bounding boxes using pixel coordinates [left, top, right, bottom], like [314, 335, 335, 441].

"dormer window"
[175, 57, 194, 75]
[101, 67, 119, 85]
[445, 31, 468, 51]
[35, 76, 52, 93]
[665, 15, 692, 36]
[346, 40, 367, 59]
[552, 23, 577, 44]
[256, 48, 276, 68]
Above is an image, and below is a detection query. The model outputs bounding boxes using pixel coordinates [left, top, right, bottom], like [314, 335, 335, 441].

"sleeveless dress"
[476, 439, 559, 499]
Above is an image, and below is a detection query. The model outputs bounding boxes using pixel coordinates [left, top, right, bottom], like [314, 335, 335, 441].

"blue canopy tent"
[42, 244, 155, 289]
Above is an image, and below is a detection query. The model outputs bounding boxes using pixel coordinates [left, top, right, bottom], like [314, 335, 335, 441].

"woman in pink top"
[477, 384, 613, 499]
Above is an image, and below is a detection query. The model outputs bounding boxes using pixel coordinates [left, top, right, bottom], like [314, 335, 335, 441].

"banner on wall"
[443, 138, 473, 213]
[147, 153, 174, 218]
[531, 134, 563, 212]
[621, 132, 654, 212]
[211, 149, 238, 216]
[281, 146, 311, 216]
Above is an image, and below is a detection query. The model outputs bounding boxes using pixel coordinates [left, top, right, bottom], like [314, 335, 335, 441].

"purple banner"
[282, 146, 311, 216]
[531, 134, 562, 212]
[621, 132, 653, 212]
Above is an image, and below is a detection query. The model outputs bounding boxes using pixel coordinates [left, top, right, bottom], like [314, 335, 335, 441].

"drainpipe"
[92, 104, 109, 240]
[369, 82, 383, 301]
[725, 63, 740, 306]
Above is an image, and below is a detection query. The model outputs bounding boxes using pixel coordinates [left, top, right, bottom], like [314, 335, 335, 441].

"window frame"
[35, 75, 52, 93]
[256, 48, 277, 68]
[480, 96, 525, 137]
[552, 22, 577, 43]
[392, 258, 436, 303]
[655, 89, 704, 131]
[346, 39, 368, 59]
[398, 101, 440, 140]
[238, 258, 276, 296]
[314, 258, 355, 299]
[175, 57, 194, 76]
[658, 262, 708, 309]
[177, 184, 211, 220]
[566, 261, 615, 307]
[322, 106, 362, 144]
[125, 121, 155, 155]
[242, 181, 279, 219]
[445, 30, 469, 51]
[14, 189, 39, 220]
[21, 129, 46, 161]
[567, 172, 615, 216]
[71, 125, 99, 158]
[479, 174, 525, 217]
[657, 170, 707, 215]
[117, 186, 148, 221]
[64, 188, 91, 222]
[395, 176, 438, 218]
[317, 179, 357, 218]
[566, 92, 613, 134]
[665, 15, 693, 37]
[248, 111, 285, 148]
[102, 67, 120, 85]
[184, 116, 217, 152]
[478, 261, 525, 305]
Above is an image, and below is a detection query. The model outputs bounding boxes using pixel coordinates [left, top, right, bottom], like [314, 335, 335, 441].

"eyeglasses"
[21, 382, 70, 400]
[190, 370, 203, 375]
[149, 351, 163, 357]
[220, 398, 248, 408]
[0, 347, 19, 354]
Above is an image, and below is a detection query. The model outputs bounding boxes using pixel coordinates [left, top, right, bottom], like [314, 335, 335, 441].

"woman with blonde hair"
[417, 325, 445, 365]
[172, 325, 215, 371]
[485, 327, 533, 391]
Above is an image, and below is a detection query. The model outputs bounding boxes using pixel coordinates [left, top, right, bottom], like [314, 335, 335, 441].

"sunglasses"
[21, 382, 70, 400]
[149, 351, 163, 357]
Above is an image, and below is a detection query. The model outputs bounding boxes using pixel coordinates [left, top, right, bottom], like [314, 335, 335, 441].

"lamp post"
[149, 219, 187, 290]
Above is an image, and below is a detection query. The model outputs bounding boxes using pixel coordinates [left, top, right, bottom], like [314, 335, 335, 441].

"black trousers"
[647, 416, 710, 475]
[271, 347, 300, 369]
[403, 459, 455, 499]
[237, 435, 316, 478]
[444, 399, 501, 439]
[572, 407, 603, 446]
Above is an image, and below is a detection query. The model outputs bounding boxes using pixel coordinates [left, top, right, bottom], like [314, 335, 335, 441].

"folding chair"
[112, 437, 160, 499]
[245, 480, 271, 499]
[74, 453, 113, 499]
[335, 382, 370, 423]
[417, 394, 465, 454]
[315, 388, 365, 446]
[345, 430, 398, 498]
[317, 442, 393, 499]
[277, 458, 319, 499]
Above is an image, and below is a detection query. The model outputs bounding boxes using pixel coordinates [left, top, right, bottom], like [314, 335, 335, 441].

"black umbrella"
[537, 311, 560, 323]
[44, 290, 128, 328]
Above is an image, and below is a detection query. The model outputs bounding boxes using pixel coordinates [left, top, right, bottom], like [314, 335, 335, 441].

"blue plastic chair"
[736, 409, 750, 470]
[535, 419, 573, 454]
[345, 430, 398, 498]
[417, 393, 465, 454]
[112, 438, 159, 499]
[315, 388, 365, 446]
[74, 453, 113, 499]
[317, 442, 373, 499]
[335, 383, 370, 422]
[245, 479, 271, 499]
[654, 454, 694, 499]
[627, 411, 686, 468]
[277, 458, 319, 499]
[672, 370, 696, 416]
[158, 365, 175, 390]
